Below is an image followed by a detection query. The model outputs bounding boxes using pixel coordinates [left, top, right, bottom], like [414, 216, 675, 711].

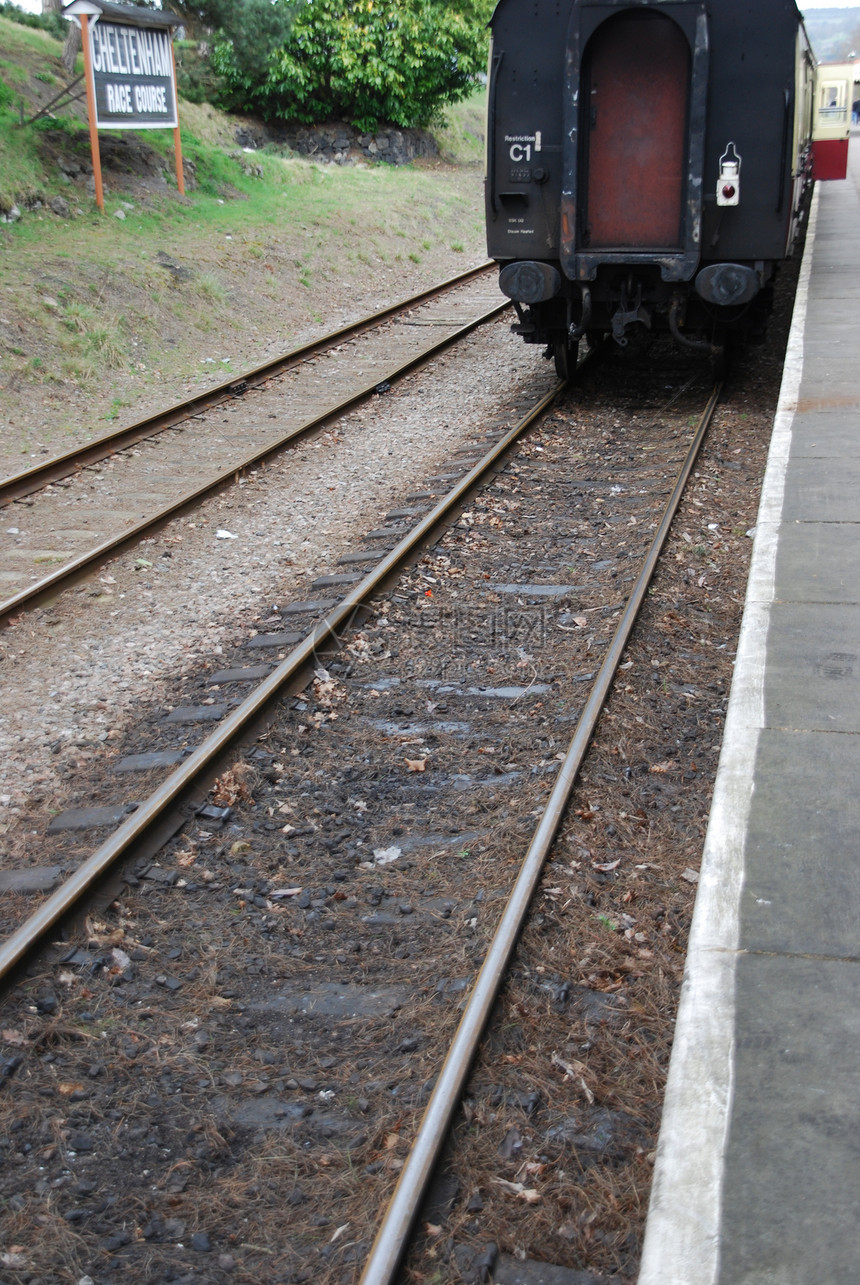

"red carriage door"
[583, 11, 690, 249]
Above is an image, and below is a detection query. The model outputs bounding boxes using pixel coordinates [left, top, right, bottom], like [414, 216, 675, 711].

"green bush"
[212, 0, 493, 133]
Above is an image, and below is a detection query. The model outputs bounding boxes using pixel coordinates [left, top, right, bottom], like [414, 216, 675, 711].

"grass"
[432, 86, 487, 166]
[197, 272, 229, 303]
[0, 110, 54, 209]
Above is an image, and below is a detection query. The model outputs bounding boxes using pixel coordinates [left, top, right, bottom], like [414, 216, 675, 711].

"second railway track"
[0, 266, 504, 627]
[0, 326, 780, 1283]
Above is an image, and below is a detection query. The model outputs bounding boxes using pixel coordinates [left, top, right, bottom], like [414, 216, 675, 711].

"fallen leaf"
[681, 868, 700, 883]
[86, 925, 125, 947]
[212, 764, 253, 807]
[2, 1029, 28, 1046]
[270, 887, 303, 899]
[592, 859, 620, 872]
[405, 758, 427, 772]
[650, 761, 676, 774]
[58, 1082, 85, 1096]
[491, 1178, 540, 1204]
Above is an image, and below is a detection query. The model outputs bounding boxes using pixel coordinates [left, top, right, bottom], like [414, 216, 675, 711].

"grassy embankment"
[0, 14, 488, 464]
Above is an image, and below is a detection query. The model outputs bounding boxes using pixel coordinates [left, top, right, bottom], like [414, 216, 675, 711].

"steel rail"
[358, 382, 724, 1285]
[0, 380, 564, 984]
[0, 299, 509, 629]
[0, 263, 496, 507]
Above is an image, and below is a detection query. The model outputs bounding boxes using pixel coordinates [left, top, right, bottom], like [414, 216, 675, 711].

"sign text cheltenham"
[63, 0, 184, 210]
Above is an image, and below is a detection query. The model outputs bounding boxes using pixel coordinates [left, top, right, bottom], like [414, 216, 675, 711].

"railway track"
[358, 378, 722, 1285]
[0, 265, 504, 627]
[0, 338, 768, 1284]
[0, 377, 564, 974]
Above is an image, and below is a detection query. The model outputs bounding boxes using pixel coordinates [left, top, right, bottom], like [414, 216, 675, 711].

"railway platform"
[639, 141, 860, 1283]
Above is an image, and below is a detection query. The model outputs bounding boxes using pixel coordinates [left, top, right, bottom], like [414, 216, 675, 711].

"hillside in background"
[803, 6, 860, 61]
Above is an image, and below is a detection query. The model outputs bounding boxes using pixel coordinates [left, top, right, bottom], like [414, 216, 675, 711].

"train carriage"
[485, 0, 839, 375]
[812, 61, 854, 181]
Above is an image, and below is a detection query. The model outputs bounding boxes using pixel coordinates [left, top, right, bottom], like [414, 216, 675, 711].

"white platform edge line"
[637, 185, 820, 1285]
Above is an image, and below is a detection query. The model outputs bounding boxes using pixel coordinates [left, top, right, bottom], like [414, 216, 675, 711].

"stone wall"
[234, 121, 438, 166]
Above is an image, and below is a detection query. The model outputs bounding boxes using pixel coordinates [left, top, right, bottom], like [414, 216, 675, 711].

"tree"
[41, 0, 79, 74]
[212, 0, 493, 131]
[171, 0, 298, 86]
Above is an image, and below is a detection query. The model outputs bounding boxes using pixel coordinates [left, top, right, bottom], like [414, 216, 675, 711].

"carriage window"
[819, 82, 847, 119]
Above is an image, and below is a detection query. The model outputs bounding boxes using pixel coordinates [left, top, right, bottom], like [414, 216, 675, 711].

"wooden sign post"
[63, 0, 184, 213]
[77, 11, 104, 210]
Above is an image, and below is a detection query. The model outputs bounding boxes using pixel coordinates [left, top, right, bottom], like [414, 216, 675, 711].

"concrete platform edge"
[636, 187, 820, 1284]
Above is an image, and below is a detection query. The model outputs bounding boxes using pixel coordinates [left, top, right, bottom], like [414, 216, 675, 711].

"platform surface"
[638, 139, 860, 1285]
